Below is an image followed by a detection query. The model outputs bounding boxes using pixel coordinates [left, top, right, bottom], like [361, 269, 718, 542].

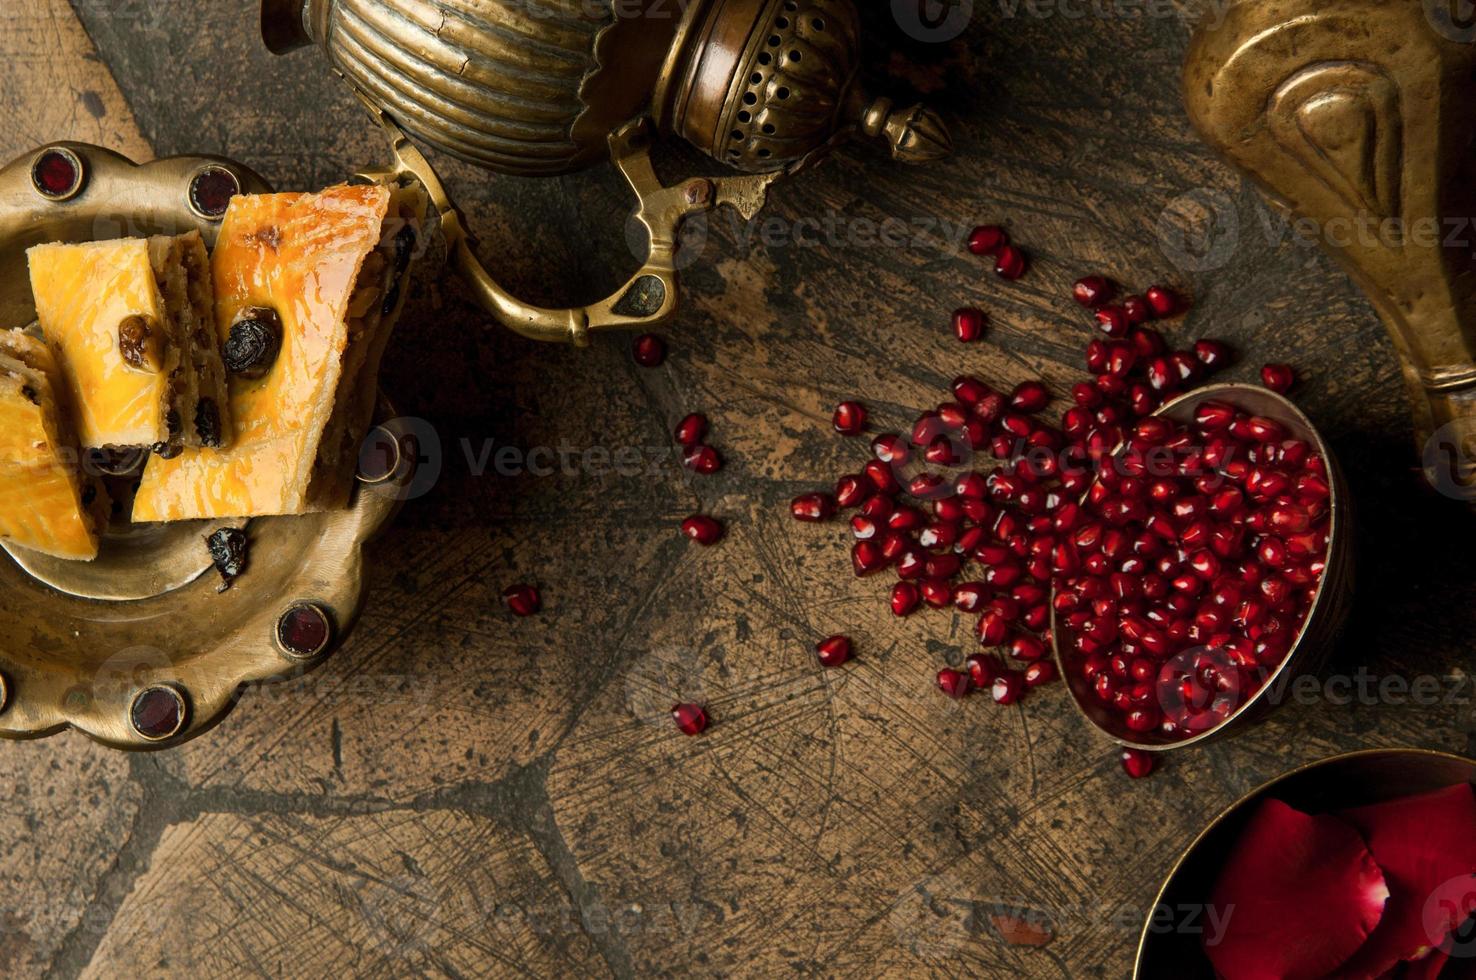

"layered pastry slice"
[133, 182, 422, 521]
[0, 329, 109, 559]
[27, 231, 232, 455]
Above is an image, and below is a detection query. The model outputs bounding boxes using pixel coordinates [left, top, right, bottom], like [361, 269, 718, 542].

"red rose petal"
[1206, 798, 1389, 980]
[1332, 785, 1476, 977]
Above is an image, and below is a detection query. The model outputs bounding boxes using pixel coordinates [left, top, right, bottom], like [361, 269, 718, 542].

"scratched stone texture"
[0, 0, 1472, 977]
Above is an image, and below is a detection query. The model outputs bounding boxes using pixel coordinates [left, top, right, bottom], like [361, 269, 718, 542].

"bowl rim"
[1130, 746, 1476, 978]
[1050, 381, 1348, 752]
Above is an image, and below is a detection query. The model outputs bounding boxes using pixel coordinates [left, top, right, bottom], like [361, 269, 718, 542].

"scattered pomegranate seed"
[816, 635, 853, 667]
[953, 307, 987, 343]
[683, 444, 722, 474]
[1073, 276, 1113, 308]
[937, 668, 973, 699]
[966, 653, 998, 687]
[891, 582, 922, 617]
[1260, 363, 1295, 393]
[1122, 295, 1150, 324]
[791, 493, 836, 522]
[1010, 381, 1050, 414]
[1095, 306, 1130, 338]
[1144, 285, 1178, 317]
[968, 225, 1008, 256]
[833, 401, 867, 436]
[1024, 661, 1057, 686]
[503, 584, 541, 617]
[995, 245, 1028, 280]
[671, 703, 708, 736]
[681, 515, 723, 546]
[1193, 339, 1232, 370]
[632, 333, 666, 367]
[1121, 748, 1156, 779]
[991, 670, 1024, 704]
[675, 413, 707, 448]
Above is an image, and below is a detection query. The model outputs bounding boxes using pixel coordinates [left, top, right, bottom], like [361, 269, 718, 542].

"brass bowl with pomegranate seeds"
[1051, 382, 1354, 751]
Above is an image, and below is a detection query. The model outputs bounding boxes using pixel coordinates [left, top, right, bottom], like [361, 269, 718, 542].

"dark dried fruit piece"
[222, 308, 282, 380]
[194, 398, 223, 448]
[206, 527, 248, 592]
[117, 315, 155, 371]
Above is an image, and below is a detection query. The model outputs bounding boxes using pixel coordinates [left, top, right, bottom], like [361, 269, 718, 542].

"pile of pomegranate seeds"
[786, 237, 1332, 772]
[1055, 403, 1330, 742]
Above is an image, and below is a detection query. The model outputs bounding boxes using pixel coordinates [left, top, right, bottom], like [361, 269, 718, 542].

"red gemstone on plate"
[632, 333, 666, 367]
[681, 515, 723, 545]
[671, 702, 708, 735]
[130, 686, 185, 740]
[189, 165, 240, 218]
[32, 148, 81, 198]
[502, 584, 541, 617]
[277, 602, 333, 655]
[816, 635, 852, 667]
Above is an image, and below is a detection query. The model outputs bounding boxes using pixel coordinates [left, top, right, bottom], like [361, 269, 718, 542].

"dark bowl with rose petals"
[1133, 748, 1476, 979]
[1052, 382, 1355, 751]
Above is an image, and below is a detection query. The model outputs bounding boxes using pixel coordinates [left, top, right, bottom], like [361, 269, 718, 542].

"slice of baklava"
[133, 182, 423, 521]
[27, 231, 232, 455]
[0, 329, 109, 560]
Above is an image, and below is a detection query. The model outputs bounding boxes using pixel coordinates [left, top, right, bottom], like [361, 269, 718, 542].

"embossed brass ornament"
[1184, 0, 1476, 494]
[259, 0, 952, 343]
[0, 144, 419, 747]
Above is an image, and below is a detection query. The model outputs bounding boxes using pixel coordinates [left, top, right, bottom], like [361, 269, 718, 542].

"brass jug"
[260, 0, 951, 343]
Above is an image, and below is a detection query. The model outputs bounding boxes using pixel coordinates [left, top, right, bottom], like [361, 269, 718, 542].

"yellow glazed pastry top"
[133, 184, 392, 520]
[0, 333, 101, 560]
[28, 239, 169, 448]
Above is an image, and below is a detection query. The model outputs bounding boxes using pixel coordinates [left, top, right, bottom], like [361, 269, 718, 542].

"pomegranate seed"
[1260, 363, 1295, 393]
[681, 515, 723, 545]
[852, 541, 884, 576]
[1121, 748, 1155, 778]
[937, 668, 973, 699]
[1024, 661, 1057, 686]
[790, 493, 836, 522]
[675, 413, 707, 447]
[503, 584, 541, 617]
[1010, 635, 1046, 661]
[995, 245, 1027, 280]
[968, 224, 1007, 256]
[1095, 306, 1130, 338]
[835, 474, 871, 508]
[874, 432, 912, 463]
[891, 582, 922, 617]
[953, 307, 987, 342]
[833, 401, 867, 435]
[977, 610, 1010, 646]
[632, 333, 666, 367]
[966, 654, 998, 688]
[1122, 295, 1150, 324]
[991, 670, 1025, 704]
[1144, 285, 1178, 317]
[671, 703, 708, 736]
[921, 578, 953, 609]
[952, 375, 992, 404]
[1073, 275, 1113, 308]
[1193, 339, 1231, 371]
[683, 444, 722, 474]
[1010, 381, 1050, 414]
[1195, 401, 1236, 431]
[816, 635, 852, 668]
[924, 437, 959, 466]
[953, 582, 986, 612]
[863, 460, 899, 495]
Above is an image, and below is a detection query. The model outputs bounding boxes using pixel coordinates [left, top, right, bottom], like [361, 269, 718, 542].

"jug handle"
[357, 100, 781, 346]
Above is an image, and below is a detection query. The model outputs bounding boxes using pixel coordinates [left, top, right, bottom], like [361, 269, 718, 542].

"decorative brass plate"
[0, 144, 413, 747]
[1134, 747, 1476, 978]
